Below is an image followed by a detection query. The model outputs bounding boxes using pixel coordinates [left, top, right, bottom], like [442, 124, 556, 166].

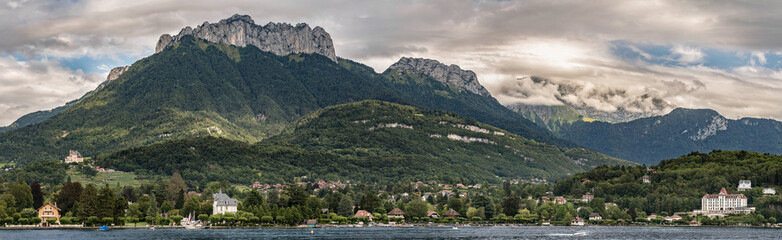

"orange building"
[37, 202, 61, 224]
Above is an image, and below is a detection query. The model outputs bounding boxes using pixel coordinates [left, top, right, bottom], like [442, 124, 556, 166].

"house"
[427, 211, 440, 218]
[581, 193, 594, 202]
[693, 187, 755, 217]
[306, 219, 317, 227]
[663, 215, 682, 222]
[580, 179, 592, 183]
[588, 213, 602, 221]
[541, 196, 550, 202]
[354, 210, 373, 220]
[388, 208, 405, 219]
[251, 182, 263, 189]
[555, 197, 567, 204]
[212, 189, 238, 215]
[443, 208, 461, 218]
[689, 220, 701, 226]
[571, 217, 585, 226]
[738, 180, 752, 191]
[604, 203, 618, 209]
[646, 215, 658, 221]
[642, 175, 651, 184]
[764, 188, 776, 195]
[37, 202, 61, 224]
[64, 150, 84, 163]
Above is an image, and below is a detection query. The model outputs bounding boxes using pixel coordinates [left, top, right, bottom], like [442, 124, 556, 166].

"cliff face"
[388, 57, 491, 96]
[155, 14, 337, 62]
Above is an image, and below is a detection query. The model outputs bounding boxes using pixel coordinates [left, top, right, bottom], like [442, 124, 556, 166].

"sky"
[2, 0, 782, 125]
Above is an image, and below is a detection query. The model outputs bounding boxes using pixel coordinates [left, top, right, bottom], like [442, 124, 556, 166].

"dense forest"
[555, 150, 782, 221]
[83, 101, 630, 185]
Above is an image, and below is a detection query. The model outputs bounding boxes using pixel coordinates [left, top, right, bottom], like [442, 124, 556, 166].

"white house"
[693, 187, 755, 217]
[581, 193, 594, 202]
[212, 189, 238, 215]
[642, 175, 651, 184]
[764, 188, 776, 195]
[588, 213, 602, 221]
[571, 217, 585, 226]
[738, 180, 752, 191]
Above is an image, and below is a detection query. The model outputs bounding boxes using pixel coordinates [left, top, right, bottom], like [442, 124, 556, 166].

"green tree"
[30, 181, 44, 209]
[76, 184, 99, 218]
[502, 197, 520, 216]
[55, 182, 83, 214]
[337, 195, 354, 217]
[174, 189, 185, 209]
[405, 199, 428, 218]
[8, 182, 33, 209]
[97, 184, 116, 218]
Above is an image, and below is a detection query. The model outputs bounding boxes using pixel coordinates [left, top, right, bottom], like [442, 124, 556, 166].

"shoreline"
[1, 224, 779, 230]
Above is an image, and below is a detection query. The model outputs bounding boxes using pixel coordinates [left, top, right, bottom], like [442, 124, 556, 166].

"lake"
[2, 226, 780, 239]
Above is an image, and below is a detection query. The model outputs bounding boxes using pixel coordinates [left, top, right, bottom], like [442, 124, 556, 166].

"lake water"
[2, 226, 780, 239]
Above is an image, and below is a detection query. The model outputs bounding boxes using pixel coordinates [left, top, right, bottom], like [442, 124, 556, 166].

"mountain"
[92, 100, 632, 184]
[506, 104, 595, 132]
[156, 14, 336, 62]
[388, 57, 490, 96]
[0, 15, 569, 165]
[557, 108, 782, 165]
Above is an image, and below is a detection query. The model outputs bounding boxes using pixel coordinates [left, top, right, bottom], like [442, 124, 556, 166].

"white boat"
[452, 226, 458, 230]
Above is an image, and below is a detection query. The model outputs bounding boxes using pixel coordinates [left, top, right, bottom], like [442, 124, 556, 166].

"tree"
[8, 183, 33, 209]
[182, 195, 202, 216]
[161, 201, 173, 215]
[405, 200, 428, 218]
[174, 189, 185, 209]
[285, 185, 308, 207]
[97, 184, 116, 218]
[76, 184, 99, 218]
[502, 197, 520, 216]
[20, 208, 37, 218]
[447, 197, 464, 213]
[466, 207, 484, 220]
[337, 196, 354, 217]
[472, 195, 495, 219]
[56, 182, 83, 214]
[168, 172, 187, 200]
[30, 181, 44, 209]
[359, 191, 381, 212]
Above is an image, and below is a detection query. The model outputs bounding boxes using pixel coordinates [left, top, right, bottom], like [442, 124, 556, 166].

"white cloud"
[0, 56, 104, 125]
[671, 45, 704, 64]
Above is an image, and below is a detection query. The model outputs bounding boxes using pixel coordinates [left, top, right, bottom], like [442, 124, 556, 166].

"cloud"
[672, 45, 704, 64]
[2, 0, 782, 124]
[0, 56, 104, 125]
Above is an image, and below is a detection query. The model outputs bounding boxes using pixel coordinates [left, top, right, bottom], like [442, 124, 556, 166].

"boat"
[452, 226, 458, 230]
[98, 225, 109, 231]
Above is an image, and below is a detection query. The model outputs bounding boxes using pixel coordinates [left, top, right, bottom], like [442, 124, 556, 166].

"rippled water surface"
[3, 226, 781, 239]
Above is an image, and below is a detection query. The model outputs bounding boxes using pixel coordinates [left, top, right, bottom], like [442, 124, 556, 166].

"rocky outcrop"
[155, 14, 337, 62]
[96, 66, 130, 89]
[388, 57, 491, 96]
[107, 66, 130, 82]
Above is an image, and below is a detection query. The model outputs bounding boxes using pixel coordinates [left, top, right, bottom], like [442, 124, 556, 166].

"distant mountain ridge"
[558, 108, 782, 164]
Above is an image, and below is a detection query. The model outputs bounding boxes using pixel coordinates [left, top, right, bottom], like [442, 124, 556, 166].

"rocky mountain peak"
[155, 14, 337, 62]
[388, 57, 491, 96]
